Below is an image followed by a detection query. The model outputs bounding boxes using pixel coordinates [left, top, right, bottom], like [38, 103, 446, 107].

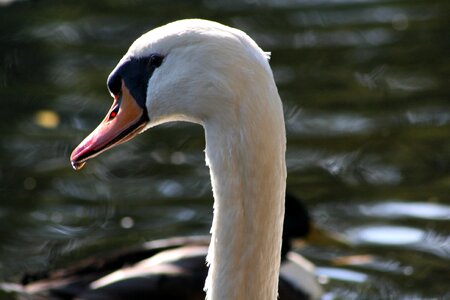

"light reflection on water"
[360, 201, 450, 220]
[316, 267, 368, 283]
[348, 225, 425, 245]
[286, 110, 375, 135]
[0, 0, 449, 299]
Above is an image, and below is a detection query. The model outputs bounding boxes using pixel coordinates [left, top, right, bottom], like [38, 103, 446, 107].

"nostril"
[108, 103, 120, 121]
[109, 111, 117, 119]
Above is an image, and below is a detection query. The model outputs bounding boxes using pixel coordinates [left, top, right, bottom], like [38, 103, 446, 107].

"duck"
[18, 193, 322, 300]
[18, 19, 323, 299]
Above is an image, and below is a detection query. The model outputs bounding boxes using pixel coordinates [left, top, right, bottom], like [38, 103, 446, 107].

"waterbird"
[13, 19, 323, 300]
[17, 194, 322, 300]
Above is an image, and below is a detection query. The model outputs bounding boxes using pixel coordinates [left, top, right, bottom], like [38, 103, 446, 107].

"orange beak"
[70, 81, 148, 170]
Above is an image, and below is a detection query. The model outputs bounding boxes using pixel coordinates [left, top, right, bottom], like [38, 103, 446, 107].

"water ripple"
[348, 225, 425, 245]
[316, 267, 368, 283]
[286, 110, 375, 136]
[359, 201, 450, 220]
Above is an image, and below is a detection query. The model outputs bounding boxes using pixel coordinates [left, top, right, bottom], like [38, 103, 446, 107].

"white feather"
[117, 19, 287, 300]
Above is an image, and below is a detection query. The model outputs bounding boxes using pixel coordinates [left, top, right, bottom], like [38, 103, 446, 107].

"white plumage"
[127, 19, 287, 299]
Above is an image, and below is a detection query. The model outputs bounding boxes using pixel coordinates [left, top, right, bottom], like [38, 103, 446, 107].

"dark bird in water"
[14, 193, 322, 300]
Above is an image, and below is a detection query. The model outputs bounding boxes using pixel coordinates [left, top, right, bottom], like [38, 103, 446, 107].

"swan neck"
[203, 89, 286, 300]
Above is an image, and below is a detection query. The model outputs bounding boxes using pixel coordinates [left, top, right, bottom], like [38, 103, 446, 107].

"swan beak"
[70, 82, 148, 170]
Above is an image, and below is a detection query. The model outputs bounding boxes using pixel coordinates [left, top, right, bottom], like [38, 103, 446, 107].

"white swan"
[70, 19, 288, 300]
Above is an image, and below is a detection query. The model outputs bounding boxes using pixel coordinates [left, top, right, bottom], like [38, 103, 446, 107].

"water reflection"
[288, 5, 434, 28]
[119, 216, 134, 229]
[286, 109, 375, 135]
[317, 267, 368, 283]
[348, 225, 425, 245]
[405, 107, 450, 126]
[287, 149, 403, 185]
[360, 201, 450, 220]
[34, 110, 60, 129]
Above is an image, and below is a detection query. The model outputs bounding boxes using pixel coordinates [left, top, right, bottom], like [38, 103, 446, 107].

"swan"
[60, 19, 313, 299]
[17, 194, 323, 300]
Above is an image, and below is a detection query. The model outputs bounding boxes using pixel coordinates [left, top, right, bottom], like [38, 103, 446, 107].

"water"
[1, 0, 449, 299]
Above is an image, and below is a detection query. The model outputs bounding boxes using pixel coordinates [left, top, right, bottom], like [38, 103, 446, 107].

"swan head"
[70, 19, 272, 170]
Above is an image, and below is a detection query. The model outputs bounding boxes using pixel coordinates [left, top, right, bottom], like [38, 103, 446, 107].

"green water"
[0, 0, 449, 299]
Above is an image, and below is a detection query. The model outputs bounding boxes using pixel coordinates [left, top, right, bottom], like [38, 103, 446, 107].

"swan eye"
[148, 54, 164, 68]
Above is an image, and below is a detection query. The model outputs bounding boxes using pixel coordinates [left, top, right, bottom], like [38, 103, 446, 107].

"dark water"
[1, 0, 449, 299]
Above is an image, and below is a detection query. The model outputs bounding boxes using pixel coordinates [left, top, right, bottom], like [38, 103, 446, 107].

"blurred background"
[0, 0, 449, 299]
